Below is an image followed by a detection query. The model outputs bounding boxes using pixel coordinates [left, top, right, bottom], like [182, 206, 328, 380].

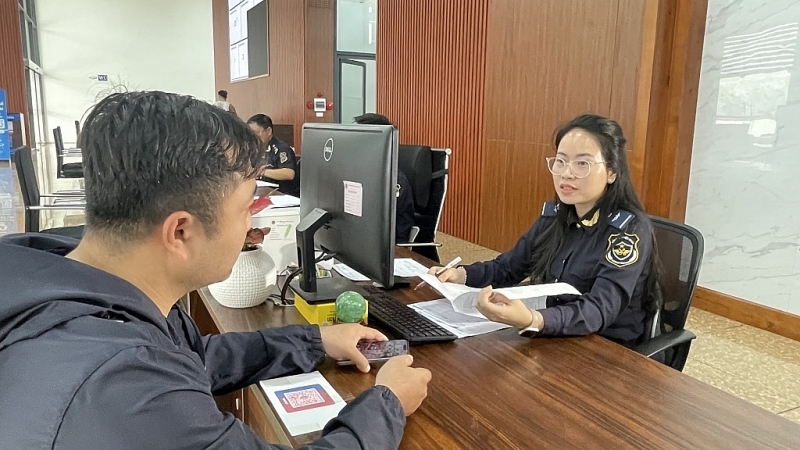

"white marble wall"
[686, 0, 800, 314]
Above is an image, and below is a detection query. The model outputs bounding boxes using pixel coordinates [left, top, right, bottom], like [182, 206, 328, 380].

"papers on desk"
[409, 300, 511, 338]
[332, 258, 430, 282]
[260, 371, 346, 436]
[416, 274, 580, 319]
[257, 180, 279, 188]
[268, 194, 300, 208]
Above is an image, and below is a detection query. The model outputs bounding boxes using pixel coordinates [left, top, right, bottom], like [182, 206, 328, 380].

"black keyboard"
[361, 285, 457, 345]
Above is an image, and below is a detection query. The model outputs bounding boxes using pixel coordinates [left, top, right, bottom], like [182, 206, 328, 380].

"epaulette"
[541, 201, 559, 217]
[607, 210, 635, 230]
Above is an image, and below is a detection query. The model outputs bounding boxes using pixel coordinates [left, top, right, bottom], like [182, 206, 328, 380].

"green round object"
[335, 291, 367, 323]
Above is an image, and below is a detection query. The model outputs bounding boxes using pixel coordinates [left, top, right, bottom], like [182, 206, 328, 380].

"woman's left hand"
[476, 286, 536, 329]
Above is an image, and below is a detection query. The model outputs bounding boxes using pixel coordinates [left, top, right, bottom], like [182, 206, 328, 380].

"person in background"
[0, 91, 431, 449]
[214, 89, 237, 116]
[247, 114, 300, 196]
[354, 113, 416, 244]
[430, 114, 661, 347]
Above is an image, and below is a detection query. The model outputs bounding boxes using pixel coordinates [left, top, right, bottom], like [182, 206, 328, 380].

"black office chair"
[13, 146, 85, 239]
[54, 126, 84, 179]
[294, 156, 301, 196]
[633, 216, 704, 372]
[396, 145, 451, 263]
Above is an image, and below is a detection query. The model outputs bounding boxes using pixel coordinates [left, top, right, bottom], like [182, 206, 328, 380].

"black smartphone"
[336, 339, 410, 366]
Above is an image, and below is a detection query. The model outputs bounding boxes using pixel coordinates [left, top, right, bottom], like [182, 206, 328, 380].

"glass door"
[338, 58, 366, 123]
[334, 0, 377, 123]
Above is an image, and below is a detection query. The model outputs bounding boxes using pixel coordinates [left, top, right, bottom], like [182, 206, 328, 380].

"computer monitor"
[290, 123, 398, 303]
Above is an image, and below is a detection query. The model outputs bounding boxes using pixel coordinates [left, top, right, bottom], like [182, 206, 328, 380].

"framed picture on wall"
[229, 0, 269, 82]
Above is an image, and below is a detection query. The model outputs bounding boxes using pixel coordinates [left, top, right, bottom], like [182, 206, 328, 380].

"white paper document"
[333, 259, 430, 282]
[260, 371, 346, 436]
[392, 258, 429, 278]
[416, 273, 580, 319]
[332, 263, 370, 281]
[409, 299, 511, 338]
[256, 180, 278, 188]
[268, 194, 300, 208]
[343, 181, 363, 217]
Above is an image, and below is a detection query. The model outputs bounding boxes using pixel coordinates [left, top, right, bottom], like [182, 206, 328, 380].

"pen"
[414, 256, 462, 291]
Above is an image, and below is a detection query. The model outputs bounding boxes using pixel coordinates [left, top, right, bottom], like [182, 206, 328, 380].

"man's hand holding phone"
[336, 340, 410, 366]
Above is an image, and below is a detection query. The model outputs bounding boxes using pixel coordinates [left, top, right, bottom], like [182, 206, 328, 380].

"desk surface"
[197, 249, 800, 449]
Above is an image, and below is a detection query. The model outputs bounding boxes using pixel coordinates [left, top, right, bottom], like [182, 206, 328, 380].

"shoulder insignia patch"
[280, 152, 288, 164]
[608, 210, 635, 230]
[606, 233, 640, 267]
[541, 201, 559, 217]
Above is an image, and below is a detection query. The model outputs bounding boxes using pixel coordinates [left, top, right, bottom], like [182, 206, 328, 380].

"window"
[18, 0, 46, 149]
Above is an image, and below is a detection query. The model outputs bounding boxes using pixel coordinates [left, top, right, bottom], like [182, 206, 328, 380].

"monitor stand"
[290, 276, 365, 304]
[291, 208, 367, 304]
[373, 277, 412, 290]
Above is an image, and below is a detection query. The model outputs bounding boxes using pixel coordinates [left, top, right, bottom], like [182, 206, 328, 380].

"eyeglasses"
[546, 157, 606, 179]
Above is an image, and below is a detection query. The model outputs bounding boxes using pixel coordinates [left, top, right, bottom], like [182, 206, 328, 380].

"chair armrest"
[633, 329, 696, 358]
[397, 242, 443, 248]
[40, 193, 85, 198]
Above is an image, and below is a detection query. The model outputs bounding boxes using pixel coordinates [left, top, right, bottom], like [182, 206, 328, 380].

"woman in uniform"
[430, 114, 660, 346]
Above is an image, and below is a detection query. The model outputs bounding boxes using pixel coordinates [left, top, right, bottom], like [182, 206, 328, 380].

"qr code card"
[276, 384, 335, 413]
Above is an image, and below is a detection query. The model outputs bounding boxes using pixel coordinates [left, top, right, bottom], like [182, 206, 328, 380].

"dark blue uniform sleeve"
[56, 347, 405, 450]
[539, 219, 653, 336]
[395, 171, 415, 243]
[462, 218, 546, 288]
[271, 141, 297, 171]
[202, 325, 327, 395]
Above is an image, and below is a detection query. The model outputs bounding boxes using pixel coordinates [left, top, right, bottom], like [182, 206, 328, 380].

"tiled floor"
[436, 233, 800, 424]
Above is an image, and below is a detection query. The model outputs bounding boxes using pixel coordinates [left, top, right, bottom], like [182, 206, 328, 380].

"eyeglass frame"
[545, 156, 607, 179]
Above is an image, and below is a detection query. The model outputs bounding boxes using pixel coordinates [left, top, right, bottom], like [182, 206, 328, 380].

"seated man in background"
[0, 91, 431, 449]
[247, 113, 300, 196]
[354, 113, 416, 243]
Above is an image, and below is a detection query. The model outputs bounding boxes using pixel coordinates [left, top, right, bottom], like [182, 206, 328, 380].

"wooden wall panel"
[641, 0, 708, 221]
[303, 0, 335, 130]
[481, 0, 647, 251]
[376, 0, 489, 243]
[212, 0, 305, 148]
[0, 1, 29, 140]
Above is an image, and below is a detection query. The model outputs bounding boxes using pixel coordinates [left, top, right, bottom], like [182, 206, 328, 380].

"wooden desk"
[190, 249, 800, 449]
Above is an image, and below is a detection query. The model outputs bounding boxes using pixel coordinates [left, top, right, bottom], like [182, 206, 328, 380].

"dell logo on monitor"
[323, 138, 334, 162]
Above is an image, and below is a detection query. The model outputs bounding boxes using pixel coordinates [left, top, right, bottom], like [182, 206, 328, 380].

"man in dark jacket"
[0, 91, 431, 449]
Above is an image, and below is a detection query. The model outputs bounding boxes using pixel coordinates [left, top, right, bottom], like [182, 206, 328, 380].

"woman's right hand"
[427, 266, 467, 284]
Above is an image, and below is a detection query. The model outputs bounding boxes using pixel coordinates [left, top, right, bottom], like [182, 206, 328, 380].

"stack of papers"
[415, 273, 580, 318]
[407, 274, 580, 338]
[260, 371, 346, 436]
[409, 300, 511, 338]
[268, 194, 300, 208]
[256, 180, 279, 188]
[332, 258, 429, 282]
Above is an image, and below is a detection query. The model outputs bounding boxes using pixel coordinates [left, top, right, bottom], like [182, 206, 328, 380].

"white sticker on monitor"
[343, 181, 363, 217]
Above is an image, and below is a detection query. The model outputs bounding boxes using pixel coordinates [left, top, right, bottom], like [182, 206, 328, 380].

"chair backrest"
[294, 156, 301, 195]
[75, 120, 81, 143]
[53, 127, 65, 156]
[650, 215, 704, 335]
[400, 147, 450, 262]
[12, 146, 42, 232]
[398, 145, 433, 210]
[272, 124, 294, 147]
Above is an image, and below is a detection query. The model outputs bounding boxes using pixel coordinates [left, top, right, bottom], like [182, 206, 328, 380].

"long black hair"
[529, 114, 662, 316]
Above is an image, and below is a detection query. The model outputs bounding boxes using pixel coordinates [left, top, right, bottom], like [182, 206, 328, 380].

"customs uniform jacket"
[464, 202, 654, 345]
